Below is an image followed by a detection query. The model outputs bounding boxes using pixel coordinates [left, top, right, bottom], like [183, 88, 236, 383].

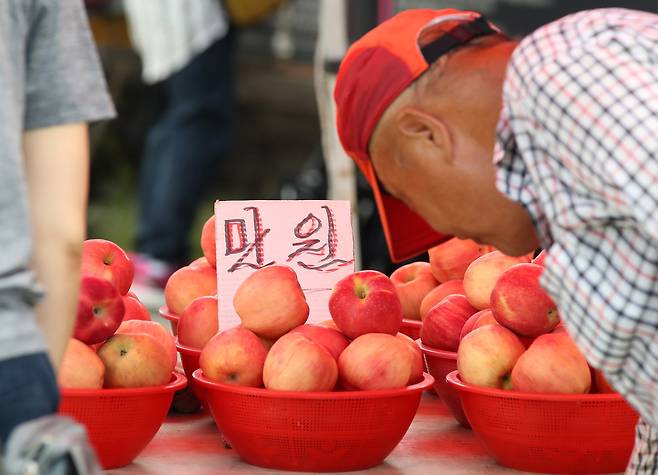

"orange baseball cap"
[334, 9, 501, 262]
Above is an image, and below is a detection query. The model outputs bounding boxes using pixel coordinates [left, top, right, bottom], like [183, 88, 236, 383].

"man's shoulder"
[506, 8, 658, 95]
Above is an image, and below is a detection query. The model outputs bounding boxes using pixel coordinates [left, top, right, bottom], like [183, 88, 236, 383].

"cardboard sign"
[214, 200, 355, 330]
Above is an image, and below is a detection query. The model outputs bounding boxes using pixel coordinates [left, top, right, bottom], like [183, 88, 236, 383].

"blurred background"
[86, 0, 657, 287]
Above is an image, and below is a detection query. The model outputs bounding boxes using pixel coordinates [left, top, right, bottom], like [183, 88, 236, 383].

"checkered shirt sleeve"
[495, 9, 658, 473]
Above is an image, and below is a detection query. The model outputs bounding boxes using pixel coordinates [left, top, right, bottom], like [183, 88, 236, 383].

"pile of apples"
[416, 237, 614, 395]
[188, 265, 424, 392]
[58, 239, 176, 390]
[164, 215, 421, 392]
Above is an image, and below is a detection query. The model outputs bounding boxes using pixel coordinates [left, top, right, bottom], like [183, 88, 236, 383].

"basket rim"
[60, 370, 187, 397]
[418, 342, 457, 360]
[193, 368, 434, 398]
[400, 319, 422, 329]
[158, 305, 180, 322]
[446, 370, 627, 402]
[175, 338, 202, 356]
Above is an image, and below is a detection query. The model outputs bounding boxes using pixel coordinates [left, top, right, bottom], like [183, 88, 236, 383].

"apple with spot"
[80, 239, 134, 295]
[200, 326, 268, 387]
[457, 324, 526, 389]
[490, 263, 560, 337]
[73, 275, 125, 345]
[329, 270, 402, 339]
[98, 332, 173, 388]
[115, 319, 177, 369]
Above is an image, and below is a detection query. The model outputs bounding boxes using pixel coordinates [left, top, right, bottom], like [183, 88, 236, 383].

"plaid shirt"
[495, 9, 658, 473]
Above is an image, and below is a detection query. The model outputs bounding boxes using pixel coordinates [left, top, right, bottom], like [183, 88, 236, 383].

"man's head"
[335, 9, 538, 260]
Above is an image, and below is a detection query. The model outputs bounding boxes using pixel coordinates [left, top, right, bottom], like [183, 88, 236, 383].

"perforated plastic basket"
[193, 368, 434, 472]
[158, 305, 179, 335]
[446, 370, 638, 474]
[175, 339, 205, 402]
[58, 372, 186, 469]
[399, 319, 422, 340]
[419, 343, 469, 428]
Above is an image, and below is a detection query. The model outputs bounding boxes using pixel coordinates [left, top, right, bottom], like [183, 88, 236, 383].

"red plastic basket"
[420, 343, 469, 428]
[158, 305, 179, 335]
[193, 369, 434, 472]
[175, 339, 205, 403]
[58, 372, 186, 469]
[399, 318, 422, 340]
[446, 370, 638, 474]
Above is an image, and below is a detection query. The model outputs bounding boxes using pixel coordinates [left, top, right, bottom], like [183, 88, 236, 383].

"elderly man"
[334, 8, 658, 473]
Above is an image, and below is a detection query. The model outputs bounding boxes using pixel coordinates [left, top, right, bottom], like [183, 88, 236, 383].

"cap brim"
[362, 160, 450, 262]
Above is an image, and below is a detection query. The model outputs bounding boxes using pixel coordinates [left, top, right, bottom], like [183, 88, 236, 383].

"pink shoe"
[130, 253, 178, 290]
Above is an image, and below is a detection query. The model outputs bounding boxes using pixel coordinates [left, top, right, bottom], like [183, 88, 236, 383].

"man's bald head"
[334, 10, 538, 258]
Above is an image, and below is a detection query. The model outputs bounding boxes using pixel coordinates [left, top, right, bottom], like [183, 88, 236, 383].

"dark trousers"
[136, 33, 234, 264]
[0, 352, 59, 446]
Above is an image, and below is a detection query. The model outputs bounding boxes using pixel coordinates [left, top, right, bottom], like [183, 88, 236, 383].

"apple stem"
[354, 282, 369, 300]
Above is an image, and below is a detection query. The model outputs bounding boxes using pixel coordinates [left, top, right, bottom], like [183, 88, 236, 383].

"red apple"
[98, 333, 172, 388]
[164, 263, 217, 315]
[511, 332, 591, 394]
[338, 333, 414, 390]
[532, 250, 546, 266]
[390, 262, 438, 321]
[420, 294, 477, 351]
[73, 276, 125, 345]
[58, 338, 105, 389]
[200, 215, 217, 268]
[428, 238, 489, 283]
[419, 280, 464, 320]
[263, 332, 338, 391]
[115, 320, 177, 369]
[457, 324, 526, 389]
[80, 239, 134, 295]
[463, 251, 530, 309]
[329, 270, 402, 339]
[177, 295, 219, 349]
[234, 265, 309, 339]
[121, 295, 151, 322]
[290, 324, 349, 361]
[199, 326, 268, 387]
[491, 263, 560, 337]
[459, 309, 497, 340]
[396, 333, 424, 384]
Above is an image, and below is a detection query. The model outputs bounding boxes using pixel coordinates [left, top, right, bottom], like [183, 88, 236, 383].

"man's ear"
[395, 107, 453, 164]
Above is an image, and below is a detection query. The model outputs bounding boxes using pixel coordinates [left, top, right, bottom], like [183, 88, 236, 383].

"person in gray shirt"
[0, 0, 114, 444]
